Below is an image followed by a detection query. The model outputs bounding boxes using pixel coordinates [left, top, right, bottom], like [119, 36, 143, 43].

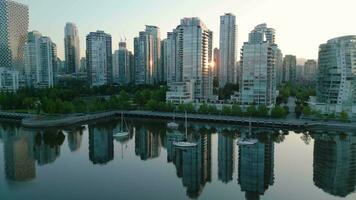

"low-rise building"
[166, 81, 195, 104]
[0, 68, 19, 92]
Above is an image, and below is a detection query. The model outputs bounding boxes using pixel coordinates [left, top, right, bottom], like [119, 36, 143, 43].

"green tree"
[246, 105, 257, 117]
[302, 106, 312, 116]
[271, 106, 287, 118]
[199, 103, 209, 114]
[256, 105, 269, 117]
[339, 111, 349, 122]
[222, 106, 232, 115]
[231, 104, 242, 116]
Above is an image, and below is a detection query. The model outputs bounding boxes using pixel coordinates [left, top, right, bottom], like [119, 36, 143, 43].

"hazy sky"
[16, 0, 356, 61]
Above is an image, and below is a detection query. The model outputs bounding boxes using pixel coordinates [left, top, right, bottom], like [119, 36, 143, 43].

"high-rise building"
[240, 24, 281, 107]
[213, 48, 220, 78]
[64, 23, 80, 74]
[0, 0, 29, 84]
[134, 26, 161, 85]
[303, 59, 317, 83]
[219, 13, 237, 88]
[80, 57, 86, 72]
[86, 31, 112, 86]
[24, 31, 56, 88]
[165, 18, 213, 101]
[282, 55, 297, 84]
[162, 31, 180, 84]
[314, 36, 356, 116]
[113, 41, 133, 85]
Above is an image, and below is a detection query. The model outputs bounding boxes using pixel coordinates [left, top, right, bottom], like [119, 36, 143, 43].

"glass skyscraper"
[64, 23, 80, 74]
[219, 13, 237, 88]
[0, 0, 29, 73]
[315, 36, 356, 116]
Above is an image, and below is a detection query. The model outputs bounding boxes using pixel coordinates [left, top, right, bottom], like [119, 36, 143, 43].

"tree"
[199, 103, 209, 114]
[231, 104, 242, 116]
[222, 106, 232, 115]
[145, 99, 158, 111]
[340, 111, 349, 122]
[271, 106, 287, 118]
[256, 105, 268, 117]
[246, 105, 257, 117]
[302, 106, 312, 116]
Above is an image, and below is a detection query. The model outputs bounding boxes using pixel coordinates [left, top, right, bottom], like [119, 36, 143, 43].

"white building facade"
[24, 31, 56, 88]
[0, 67, 19, 92]
[165, 18, 213, 102]
[240, 24, 281, 107]
[313, 36, 356, 117]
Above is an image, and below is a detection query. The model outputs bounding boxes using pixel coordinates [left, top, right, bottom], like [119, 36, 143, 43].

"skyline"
[14, 0, 356, 61]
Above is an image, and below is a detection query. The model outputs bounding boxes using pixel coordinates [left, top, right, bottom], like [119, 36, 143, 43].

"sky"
[16, 0, 356, 61]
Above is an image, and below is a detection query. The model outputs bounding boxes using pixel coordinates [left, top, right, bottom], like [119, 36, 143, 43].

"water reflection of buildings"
[2, 128, 36, 182]
[166, 130, 185, 162]
[34, 132, 63, 166]
[135, 128, 161, 160]
[218, 133, 235, 183]
[89, 126, 114, 165]
[67, 130, 83, 152]
[238, 136, 275, 200]
[313, 133, 356, 197]
[172, 133, 212, 199]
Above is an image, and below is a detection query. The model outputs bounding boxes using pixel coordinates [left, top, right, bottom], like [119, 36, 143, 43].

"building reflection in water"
[2, 127, 36, 182]
[313, 132, 356, 197]
[172, 132, 212, 199]
[67, 127, 84, 152]
[89, 125, 114, 165]
[166, 130, 185, 162]
[135, 127, 161, 160]
[218, 133, 235, 183]
[34, 131, 64, 166]
[238, 134, 275, 200]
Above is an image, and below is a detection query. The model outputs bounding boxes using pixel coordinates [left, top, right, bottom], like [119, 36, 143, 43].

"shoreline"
[0, 110, 355, 131]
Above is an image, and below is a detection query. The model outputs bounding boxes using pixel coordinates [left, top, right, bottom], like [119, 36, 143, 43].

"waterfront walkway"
[0, 110, 349, 130]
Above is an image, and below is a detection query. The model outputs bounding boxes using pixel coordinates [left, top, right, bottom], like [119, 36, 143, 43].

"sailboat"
[167, 111, 179, 129]
[237, 117, 258, 146]
[173, 111, 197, 147]
[113, 112, 130, 139]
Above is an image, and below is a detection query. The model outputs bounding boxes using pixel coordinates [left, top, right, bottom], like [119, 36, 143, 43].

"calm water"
[0, 118, 355, 200]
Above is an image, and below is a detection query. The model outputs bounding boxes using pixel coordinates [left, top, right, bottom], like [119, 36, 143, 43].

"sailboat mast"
[185, 111, 188, 139]
[121, 112, 124, 131]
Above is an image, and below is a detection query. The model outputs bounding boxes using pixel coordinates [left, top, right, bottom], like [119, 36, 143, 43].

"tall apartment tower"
[282, 55, 297, 84]
[240, 24, 281, 107]
[219, 13, 237, 88]
[86, 31, 112, 87]
[24, 31, 56, 88]
[213, 48, 220, 78]
[164, 18, 213, 101]
[134, 26, 161, 85]
[303, 59, 317, 83]
[0, 0, 29, 75]
[113, 41, 133, 85]
[315, 36, 356, 116]
[64, 23, 80, 74]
